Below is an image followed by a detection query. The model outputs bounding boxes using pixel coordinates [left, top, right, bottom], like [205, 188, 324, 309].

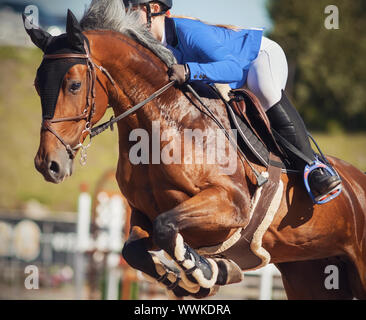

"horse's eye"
[70, 82, 81, 92]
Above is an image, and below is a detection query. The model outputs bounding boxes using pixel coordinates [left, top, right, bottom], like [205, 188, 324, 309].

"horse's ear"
[22, 14, 51, 51]
[66, 9, 85, 52]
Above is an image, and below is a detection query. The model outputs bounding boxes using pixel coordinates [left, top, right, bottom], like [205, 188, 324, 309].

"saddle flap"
[229, 89, 284, 158]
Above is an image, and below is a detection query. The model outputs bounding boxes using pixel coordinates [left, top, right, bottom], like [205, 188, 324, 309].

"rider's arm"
[184, 28, 244, 84]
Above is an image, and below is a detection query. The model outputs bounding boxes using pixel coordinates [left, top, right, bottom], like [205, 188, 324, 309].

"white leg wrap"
[174, 233, 186, 262]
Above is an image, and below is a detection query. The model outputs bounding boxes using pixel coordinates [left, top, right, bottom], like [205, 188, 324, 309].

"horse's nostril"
[49, 161, 60, 174]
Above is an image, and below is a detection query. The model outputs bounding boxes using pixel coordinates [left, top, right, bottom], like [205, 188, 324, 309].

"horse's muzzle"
[34, 148, 73, 184]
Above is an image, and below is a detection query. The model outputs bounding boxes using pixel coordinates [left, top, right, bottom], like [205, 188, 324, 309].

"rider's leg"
[266, 92, 341, 196]
[247, 37, 341, 198]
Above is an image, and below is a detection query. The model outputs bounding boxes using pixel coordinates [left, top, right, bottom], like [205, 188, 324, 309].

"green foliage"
[267, 0, 366, 131]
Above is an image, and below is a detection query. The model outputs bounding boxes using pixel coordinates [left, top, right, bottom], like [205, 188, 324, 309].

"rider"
[123, 0, 342, 201]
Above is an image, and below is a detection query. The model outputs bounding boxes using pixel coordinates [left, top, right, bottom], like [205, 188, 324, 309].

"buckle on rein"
[303, 156, 342, 205]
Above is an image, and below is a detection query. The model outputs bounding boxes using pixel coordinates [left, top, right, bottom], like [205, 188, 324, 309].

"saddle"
[227, 88, 292, 170]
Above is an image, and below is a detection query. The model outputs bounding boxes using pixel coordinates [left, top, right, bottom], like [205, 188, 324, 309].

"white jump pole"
[75, 184, 92, 300]
[105, 195, 125, 300]
[259, 265, 275, 300]
[76, 186, 92, 252]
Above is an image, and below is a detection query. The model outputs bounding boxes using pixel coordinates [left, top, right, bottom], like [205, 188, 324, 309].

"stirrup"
[303, 156, 342, 205]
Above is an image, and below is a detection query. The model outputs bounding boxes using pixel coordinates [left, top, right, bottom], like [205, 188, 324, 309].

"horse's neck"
[89, 32, 189, 135]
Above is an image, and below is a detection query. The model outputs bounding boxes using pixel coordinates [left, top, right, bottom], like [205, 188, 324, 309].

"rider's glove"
[168, 64, 190, 85]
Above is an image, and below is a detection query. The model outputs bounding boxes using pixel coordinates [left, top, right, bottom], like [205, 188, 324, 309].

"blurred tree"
[267, 0, 366, 131]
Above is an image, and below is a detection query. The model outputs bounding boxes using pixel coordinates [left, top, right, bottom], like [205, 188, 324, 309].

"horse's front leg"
[122, 209, 198, 298]
[153, 186, 246, 290]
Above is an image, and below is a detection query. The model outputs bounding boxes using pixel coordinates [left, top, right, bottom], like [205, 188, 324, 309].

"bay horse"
[24, 3, 366, 300]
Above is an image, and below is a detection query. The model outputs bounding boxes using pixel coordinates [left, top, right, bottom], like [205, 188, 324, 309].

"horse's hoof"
[215, 258, 244, 285]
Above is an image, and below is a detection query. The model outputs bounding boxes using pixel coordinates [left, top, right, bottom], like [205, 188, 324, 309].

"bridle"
[41, 41, 118, 165]
[41, 41, 176, 166]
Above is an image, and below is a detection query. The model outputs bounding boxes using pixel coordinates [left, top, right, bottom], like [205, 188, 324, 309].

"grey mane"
[80, 0, 176, 67]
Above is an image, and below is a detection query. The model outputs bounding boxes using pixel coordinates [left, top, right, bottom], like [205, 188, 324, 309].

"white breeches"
[246, 36, 288, 111]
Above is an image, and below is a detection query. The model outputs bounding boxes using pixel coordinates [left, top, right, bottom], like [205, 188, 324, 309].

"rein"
[90, 81, 175, 138]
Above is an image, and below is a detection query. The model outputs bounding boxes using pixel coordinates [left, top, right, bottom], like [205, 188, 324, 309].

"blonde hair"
[171, 15, 240, 31]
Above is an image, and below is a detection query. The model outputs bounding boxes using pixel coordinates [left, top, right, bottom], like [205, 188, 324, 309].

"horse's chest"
[123, 183, 190, 220]
[117, 164, 193, 218]
[117, 172, 156, 214]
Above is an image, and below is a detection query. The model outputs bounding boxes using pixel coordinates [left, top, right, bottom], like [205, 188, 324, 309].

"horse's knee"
[152, 213, 178, 249]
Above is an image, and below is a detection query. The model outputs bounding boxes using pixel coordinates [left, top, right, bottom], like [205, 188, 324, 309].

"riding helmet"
[123, 0, 172, 10]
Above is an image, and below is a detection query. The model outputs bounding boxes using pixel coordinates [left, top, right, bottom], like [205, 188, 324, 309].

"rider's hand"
[168, 64, 190, 85]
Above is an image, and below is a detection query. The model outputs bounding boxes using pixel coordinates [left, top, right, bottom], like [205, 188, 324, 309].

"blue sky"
[5, 0, 272, 31]
[172, 0, 272, 30]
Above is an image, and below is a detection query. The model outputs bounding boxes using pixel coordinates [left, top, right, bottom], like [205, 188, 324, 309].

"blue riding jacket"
[165, 17, 264, 89]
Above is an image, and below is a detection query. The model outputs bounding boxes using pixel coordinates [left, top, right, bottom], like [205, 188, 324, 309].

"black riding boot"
[266, 91, 341, 199]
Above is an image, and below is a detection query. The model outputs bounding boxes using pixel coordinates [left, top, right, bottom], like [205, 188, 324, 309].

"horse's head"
[24, 10, 109, 183]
